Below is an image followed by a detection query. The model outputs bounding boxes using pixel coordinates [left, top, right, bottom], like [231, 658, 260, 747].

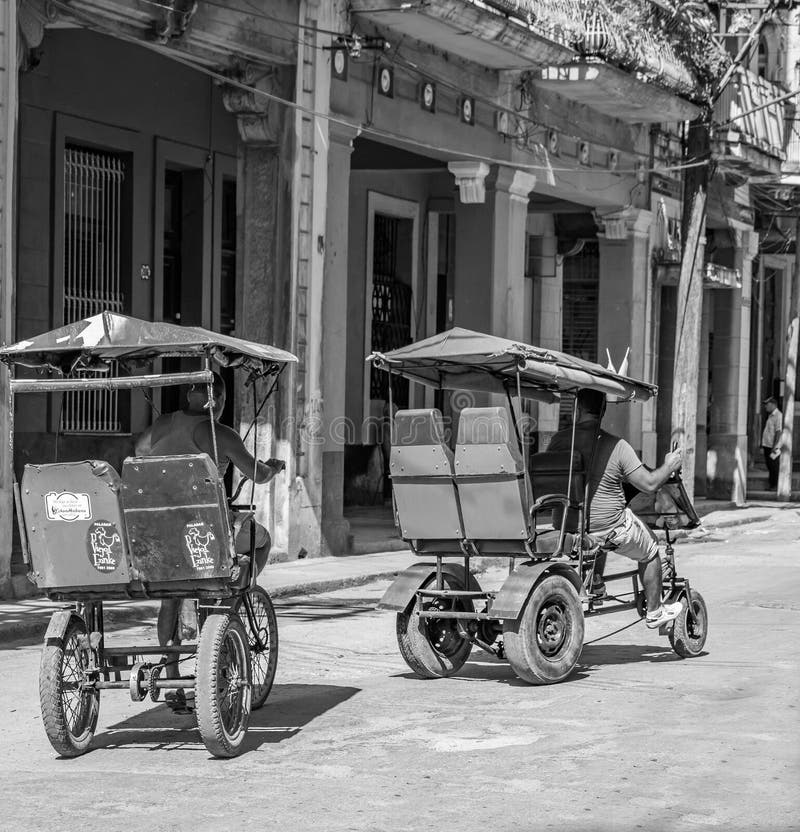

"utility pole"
[670, 119, 708, 501]
[670, 2, 779, 501]
[777, 212, 800, 499]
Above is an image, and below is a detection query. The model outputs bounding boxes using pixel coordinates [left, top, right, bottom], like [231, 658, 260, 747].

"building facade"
[1, 0, 797, 598]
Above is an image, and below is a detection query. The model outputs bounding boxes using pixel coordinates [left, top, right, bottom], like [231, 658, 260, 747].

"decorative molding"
[491, 167, 537, 202]
[221, 65, 290, 145]
[448, 160, 490, 204]
[18, 0, 55, 70]
[595, 207, 653, 240]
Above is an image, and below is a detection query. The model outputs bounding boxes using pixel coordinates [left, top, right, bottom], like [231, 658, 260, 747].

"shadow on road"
[580, 642, 708, 667]
[89, 682, 360, 754]
[275, 599, 377, 623]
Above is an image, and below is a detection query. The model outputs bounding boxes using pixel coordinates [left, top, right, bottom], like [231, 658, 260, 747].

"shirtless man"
[547, 388, 684, 629]
[135, 373, 284, 698]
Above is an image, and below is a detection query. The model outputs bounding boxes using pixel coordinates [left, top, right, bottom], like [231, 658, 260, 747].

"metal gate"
[61, 147, 126, 433]
[369, 214, 412, 407]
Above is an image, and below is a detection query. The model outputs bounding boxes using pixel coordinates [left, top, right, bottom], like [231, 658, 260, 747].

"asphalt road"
[1, 514, 798, 832]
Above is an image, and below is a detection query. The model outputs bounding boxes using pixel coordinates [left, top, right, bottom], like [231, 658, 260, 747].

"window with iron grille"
[560, 240, 599, 428]
[61, 146, 127, 433]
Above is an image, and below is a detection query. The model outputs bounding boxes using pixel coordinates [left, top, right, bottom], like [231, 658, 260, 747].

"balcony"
[351, 0, 706, 124]
[712, 68, 786, 178]
[349, 0, 579, 70]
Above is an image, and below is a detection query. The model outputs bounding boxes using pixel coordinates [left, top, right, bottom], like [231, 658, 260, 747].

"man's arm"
[134, 425, 154, 456]
[202, 423, 283, 484]
[626, 448, 683, 494]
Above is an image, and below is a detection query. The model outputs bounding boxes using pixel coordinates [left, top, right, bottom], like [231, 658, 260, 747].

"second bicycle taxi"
[368, 327, 707, 684]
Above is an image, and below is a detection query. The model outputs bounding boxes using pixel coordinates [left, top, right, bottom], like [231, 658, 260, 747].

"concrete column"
[0, 0, 18, 598]
[226, 71, 295, 559]
[290, 120, 357, 557]
[529, 213, 561, 448]
[695, 290, 712, 497]
[487, 167, 537, 340]
[596, 208, 654, 453]
[452, 166, 535, 338]
[707, 229, 759, 503]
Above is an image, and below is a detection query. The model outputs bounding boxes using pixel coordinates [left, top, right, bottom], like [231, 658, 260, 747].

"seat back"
[19, 460, 132, 593]
[454, 407, 529, 541]
[530, 450, 586, 534]
[390, 409, 463, 542]
[121, 453, 234, 590]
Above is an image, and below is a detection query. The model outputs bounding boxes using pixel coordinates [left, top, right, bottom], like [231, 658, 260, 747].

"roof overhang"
[530, 61, 701, 124]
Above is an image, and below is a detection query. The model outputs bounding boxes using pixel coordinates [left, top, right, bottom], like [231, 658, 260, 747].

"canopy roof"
[369, 328, 657, 402]
[0, 312, 297, 374]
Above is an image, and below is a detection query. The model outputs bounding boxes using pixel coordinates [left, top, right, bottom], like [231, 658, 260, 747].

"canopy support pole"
[9, 369, 214, 394]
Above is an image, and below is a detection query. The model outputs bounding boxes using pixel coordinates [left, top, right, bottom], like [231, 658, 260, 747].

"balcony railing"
[713, 68, 786, 167]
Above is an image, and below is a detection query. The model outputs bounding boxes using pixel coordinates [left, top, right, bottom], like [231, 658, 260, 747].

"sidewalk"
[2, 500, 796, 646]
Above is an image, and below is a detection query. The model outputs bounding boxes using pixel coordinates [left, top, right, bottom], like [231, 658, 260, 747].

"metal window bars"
[61, 147, 126, 433]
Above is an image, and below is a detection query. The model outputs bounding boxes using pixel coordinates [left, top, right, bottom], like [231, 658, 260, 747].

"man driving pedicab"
[546, 388, 684, 630]
[135, 372, 284, 704]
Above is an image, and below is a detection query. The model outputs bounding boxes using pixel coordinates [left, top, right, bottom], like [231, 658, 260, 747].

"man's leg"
[639, 553, 664, 612]
[158, 598, 181, 680]
[607, 510, 682, 628]
[764, 447, 778, 488]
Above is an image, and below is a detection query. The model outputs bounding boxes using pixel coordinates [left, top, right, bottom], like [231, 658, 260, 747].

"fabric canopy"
[368, 327, 657, 402]
[0, 312, 297, 374]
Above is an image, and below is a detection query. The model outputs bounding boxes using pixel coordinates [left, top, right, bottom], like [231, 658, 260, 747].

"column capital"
[595, 207, 653, 240]
[329, 120, 361, 150]
[448, 160, 490, 204]
[489, 165, 537, 202]
[221, 64, 290, 145]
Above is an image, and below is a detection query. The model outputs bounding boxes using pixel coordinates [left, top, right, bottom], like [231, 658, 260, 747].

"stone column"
[0, 0, 18, 597]
[290, 120, 357, 557]
[595, 207, 654, 453]
[529, 213, 561, 449]
[695, 290, 712, 497]
[707, 229, 759, 503]
[487, 167, 537, 340]
[224, 67, 295, 559]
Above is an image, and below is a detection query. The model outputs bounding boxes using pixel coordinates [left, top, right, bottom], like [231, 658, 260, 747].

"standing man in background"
[761, 396, 782, 490]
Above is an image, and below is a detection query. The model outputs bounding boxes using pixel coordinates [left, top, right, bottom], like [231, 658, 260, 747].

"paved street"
[1, 512, 798, 832]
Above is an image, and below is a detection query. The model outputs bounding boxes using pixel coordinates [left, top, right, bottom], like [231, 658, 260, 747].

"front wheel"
[503, 574, 584, 685]
[195, 613, 251, 757]
[39, 615, 100, 757]
[668, 589, 708, 658]
[234, 587, 278, 710]
[396, 573, 474, 678]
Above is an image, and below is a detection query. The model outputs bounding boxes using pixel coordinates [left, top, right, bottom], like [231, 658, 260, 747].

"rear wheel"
[196, 613, 251, 757]
[503, 574, 584, 685]
[234, 587, 278, 710]
[396, 573, 474, 678]
[39, 615, 100, 757]
[668, 589, 708, 658]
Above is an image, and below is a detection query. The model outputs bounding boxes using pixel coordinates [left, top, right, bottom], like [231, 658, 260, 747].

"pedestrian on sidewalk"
[761, 396, 782, 490]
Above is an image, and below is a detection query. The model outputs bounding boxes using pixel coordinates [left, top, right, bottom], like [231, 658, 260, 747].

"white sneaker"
[645, 601, 683, 629]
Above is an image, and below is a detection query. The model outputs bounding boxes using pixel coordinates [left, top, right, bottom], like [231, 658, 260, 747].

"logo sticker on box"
[45, 491, 92, 522]
[86, 520, 123, 573]
[183, 522, 217, 571]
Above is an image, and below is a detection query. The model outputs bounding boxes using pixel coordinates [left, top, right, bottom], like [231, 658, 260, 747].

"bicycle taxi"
[368, 328, 707, 684]
[0, 311, 296, 757]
